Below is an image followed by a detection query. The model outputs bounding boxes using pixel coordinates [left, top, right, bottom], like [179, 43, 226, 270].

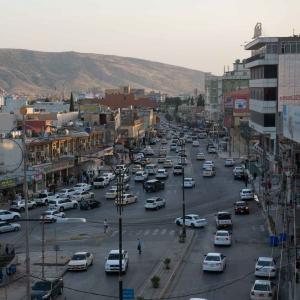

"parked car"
[134, 171, 148, 182]
[196, 153, 205, 160]
[250, 280, 276, 300]
[115, 194, 137, 205]
[0, 221, 21, 233]
[255, 257, 277, 278]
[143, 179, 165, 192]
[73, 183, 92, 191]
[156, 168, 168, 179]
[233, 166, 245, 180]
[234, 201, 249, 214]
[202, 252, 226, 272]
[215, 212, 232, 229]
[224, 158, 235, 167]
[173, 165, 183, 175]
[48, 198, 78, 212]
[183, 178, 195, 188]
[34, 191, 55, 206]
[214, 230, 232, 246]
[80, 199, 101, 210]
[68, 252, 94, 271]
[93, 176, 109, 188]
[57, 188, 77, 198]
[0, 210, 20, 221]
[71, 191, 95, 202]
[102, 172, 116, 181]
[144, 197, 166, 210]
[105, 250, 129, 273]
[10, 200, 37, 212]
[240, 188, 254, 200]
[170, 143, 177, 151]
[175, 214, 207, 228]
[40, 209, 65, 223]
[31, 278, 63, 299]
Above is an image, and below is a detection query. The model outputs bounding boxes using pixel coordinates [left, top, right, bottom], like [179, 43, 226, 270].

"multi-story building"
[205, 73, 221, 121]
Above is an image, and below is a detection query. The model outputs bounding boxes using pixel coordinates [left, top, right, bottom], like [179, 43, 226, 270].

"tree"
[190, 97, 194, 106]
[196, 95, 205, 107]
[69, 92, 75, 112]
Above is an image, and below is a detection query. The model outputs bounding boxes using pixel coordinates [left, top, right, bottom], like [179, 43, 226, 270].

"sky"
[0, 0, 299, 74]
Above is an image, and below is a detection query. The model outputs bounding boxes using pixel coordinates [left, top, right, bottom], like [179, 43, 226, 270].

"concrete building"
[205, 73, 221, 121]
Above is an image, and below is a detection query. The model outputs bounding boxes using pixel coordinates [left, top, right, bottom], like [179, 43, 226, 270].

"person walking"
[104, 219, 108, 233]
[137, 238, 142, 254]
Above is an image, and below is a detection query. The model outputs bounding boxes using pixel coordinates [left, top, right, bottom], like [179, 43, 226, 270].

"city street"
[3, 136, 273, 300]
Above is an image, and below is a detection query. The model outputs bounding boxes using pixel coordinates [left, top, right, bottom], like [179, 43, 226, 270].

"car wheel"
[32, 205, 36, 209]
[13, 215, 20, 221]
[14, 227, 20, 231]
[176, 220, 181, 226]
[20, 207, 25, 212]
[59, 207, 64, 212]
[191, 223, 195, 228]
[90, 259, 93, 266]
[74, 204, 78, 209]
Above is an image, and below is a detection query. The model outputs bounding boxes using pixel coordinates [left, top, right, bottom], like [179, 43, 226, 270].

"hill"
[0, 49, 205, 96]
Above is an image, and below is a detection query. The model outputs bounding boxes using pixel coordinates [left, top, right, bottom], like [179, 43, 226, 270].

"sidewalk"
[1, 250, 71, 300]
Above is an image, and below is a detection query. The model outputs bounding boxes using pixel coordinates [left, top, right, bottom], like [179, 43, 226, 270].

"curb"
[159, 231, 196, 299]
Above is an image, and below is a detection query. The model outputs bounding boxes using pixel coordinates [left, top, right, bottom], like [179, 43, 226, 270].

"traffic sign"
[122, 288, 134, 299]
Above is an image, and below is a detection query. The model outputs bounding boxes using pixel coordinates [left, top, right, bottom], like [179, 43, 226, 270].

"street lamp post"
[181, 139, 186, 240]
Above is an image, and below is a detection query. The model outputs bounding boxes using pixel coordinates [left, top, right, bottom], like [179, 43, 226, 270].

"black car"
[143, 179, 165, 192]
[80, 199, 101, 210]
[31, 278, 63, 299]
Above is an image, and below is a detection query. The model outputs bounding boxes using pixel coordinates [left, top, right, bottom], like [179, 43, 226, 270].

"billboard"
[283, 104, 300, 143]
[234, 98, 248, 113]
[278, 54, 300, 112]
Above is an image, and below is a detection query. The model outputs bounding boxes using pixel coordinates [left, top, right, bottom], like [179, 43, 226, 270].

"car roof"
[146, 179, 159, 183]
[187, 214, 199, 217]
[74, 251, 88, 255]
[254, 280, 272, 285]
[216, 230, 230, 234]
[206, 252, 222, 256]
[217, 211, 231, 214]
[147, 197, 160, 201]
[241, 188, 252, 192]
[109, 249, 125, 254]
[158, 168, 166, 171]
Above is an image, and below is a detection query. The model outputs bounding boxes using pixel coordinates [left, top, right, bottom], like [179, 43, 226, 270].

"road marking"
[152, 229, 159, 235]
[161, 229, 167, 235]
[143, 229, 150, 236]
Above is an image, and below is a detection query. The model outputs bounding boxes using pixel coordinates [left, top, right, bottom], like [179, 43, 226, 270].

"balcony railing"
[245, 53, 265, 64]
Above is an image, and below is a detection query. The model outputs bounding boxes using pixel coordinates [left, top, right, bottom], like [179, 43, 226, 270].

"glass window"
[291, 42, 297, 53]
[284, 43, 291, 54]
[297, 43, 300, 53]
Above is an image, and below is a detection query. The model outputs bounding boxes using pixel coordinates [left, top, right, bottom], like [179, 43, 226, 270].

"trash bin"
[270, 235, 278, 247]
[279, 233, 287, 243]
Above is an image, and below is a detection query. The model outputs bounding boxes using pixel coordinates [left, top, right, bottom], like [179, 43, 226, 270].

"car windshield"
[254, 284, 270, 291]
[236, 203, 246, 207]
[32, 281, 51, 291]
[71, 254, 86, 260]
[108, 254, 124, 260]
[146, 200, 154, 203]
[38, 194, 48, 198]
[206, 255, 220, 261]
[217, 232, 228, 236]
[218, 214, 231, 220]
[258, 260, 274, 267]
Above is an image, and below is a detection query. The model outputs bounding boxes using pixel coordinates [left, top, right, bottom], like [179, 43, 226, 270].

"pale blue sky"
[0, 0, 299, 74]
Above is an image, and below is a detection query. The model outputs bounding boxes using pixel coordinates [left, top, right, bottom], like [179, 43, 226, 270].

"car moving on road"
[240, 188, 254, 200]
[10, 199, 37, 212]
[202, 166, 216, 177]
[93, 176, 109, 188]
[234, 201, 249, 214]
[71, 190, 95, 202]
[0, 210, 20, 221]
[41, 209, 65, 223]
[105, 185, 130, 200]
[68, 252, 94, 271]
[175, 214, 207, 228]
[115, 194, 137, 205]
[143, 179, 164, 192]
[0, 221, 21, 233]
[80, 199, 101, 210]
[215, 212, 232, 229]
[73, 183, 92, 191]
[48, 198, 78, 212]
[224, 158, 235, 167]
[202, 252, 226, 272]
[134, 171, 148, 182]
[255, 257, 277, 278]
[214, 230, 232, 246]
[233, 166, 245, 180]
[250, 280, 276, 300]
[196, 153, 205, 160]
[105, 250, 129, 273]
[31, 278, 63, 300]
[34, 191, 55, 206]
[183, 178, 196, 188]
[156, 168, 168, 179]
[144, 197, 166, 210]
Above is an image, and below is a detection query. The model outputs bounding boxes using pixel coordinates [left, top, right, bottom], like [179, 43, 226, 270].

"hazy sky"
[0, 0, 299, 74]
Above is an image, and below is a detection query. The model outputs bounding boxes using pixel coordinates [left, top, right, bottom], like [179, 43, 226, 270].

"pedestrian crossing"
[109, 227, 179, 238]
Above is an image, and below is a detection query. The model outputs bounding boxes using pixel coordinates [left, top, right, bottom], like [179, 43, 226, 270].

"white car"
[183, 178, 195, 188]
[93, 176, 110, 188]
[156, 169, 168, 179]
[105, 250, 129, 273]
[34, 191, 55, 206]
[41, 209, 65, 223]
[224, 158, 235, 167]
[161, 139, 168, 144]
[250, 280, 276, 300]
[134, 171, 148, 182]
[132, 164, 143, 174]
[207, 146, 217, 153]
[196, 153, 205, 160]
[48, 198, 78, 211]
[173, 165, 183, 175]
[157, 157, 166, 164]
[192, 140, 200, 147]
[74, 183, 92, 191]
[115, 193, 137, 205]
[0, 221, 21, 233]
[202, 166, 216, 177]
[202, 160, 215, 169]
[0, 210, 20, 221]
[58, 188, 77, 198]
[71, 191, 94, 202]
[163, 159, 173, 168]
[102, 172, 116, 181]
[144, 197, 166, 210]
[68, 251, 94, 271]
[175, 214, 207, 228]
[10, 200, 37, 212]
[143, 146, 154, 156]
[255, 257, 277, 278]
[202, 252, 226, 272]
[240, 188, 254, 200]
[214, 230, 232, 246]
[105, 185, 129, 200]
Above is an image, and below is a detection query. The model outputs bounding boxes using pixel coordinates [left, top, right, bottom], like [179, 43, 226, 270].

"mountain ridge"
[0, 48, 205, 96]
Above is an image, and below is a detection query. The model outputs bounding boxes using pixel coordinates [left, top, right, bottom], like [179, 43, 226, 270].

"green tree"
[69, 92, 75, 112]
[196, 95, 205, 107]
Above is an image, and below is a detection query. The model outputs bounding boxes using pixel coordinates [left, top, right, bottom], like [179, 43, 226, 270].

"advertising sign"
[283, 104, 300, 143]
[234, 98, 248, 113]
[278, 54, 300, 112]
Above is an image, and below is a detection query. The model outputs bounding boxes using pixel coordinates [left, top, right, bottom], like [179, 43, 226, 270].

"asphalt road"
[2, 135, 273, 300]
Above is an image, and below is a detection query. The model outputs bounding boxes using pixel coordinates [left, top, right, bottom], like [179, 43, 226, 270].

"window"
[291, 42, 297, 53]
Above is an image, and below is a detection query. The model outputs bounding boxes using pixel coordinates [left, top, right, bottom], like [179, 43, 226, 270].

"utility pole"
[181, 139, 186, 240]
[228, 127, 232, 157]
[21, 108, 31, 300]
[41, 214, 45, 279]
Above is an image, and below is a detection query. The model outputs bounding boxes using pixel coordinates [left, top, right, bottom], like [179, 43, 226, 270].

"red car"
[234, 201, 249, 214]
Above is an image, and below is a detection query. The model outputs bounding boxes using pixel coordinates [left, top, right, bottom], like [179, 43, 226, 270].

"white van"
[144, 164, 157, 175]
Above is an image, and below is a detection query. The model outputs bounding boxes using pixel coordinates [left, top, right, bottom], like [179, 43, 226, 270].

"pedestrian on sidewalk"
[137, 238, 142, 254]
[244, 173, 249, 187]
[104, 219, 108, 233]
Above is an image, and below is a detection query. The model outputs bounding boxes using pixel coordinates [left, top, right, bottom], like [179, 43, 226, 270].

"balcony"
[246, 53, 278, 69]
[250, 78, 277, 88]
[249, 120, 276, 138]
[249, 99, 277, 114]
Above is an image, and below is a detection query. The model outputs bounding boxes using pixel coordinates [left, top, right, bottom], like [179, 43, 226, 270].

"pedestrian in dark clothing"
[253, 172, 257, 181]
[244, 174, 248, 187]
[137, 239, 142, 254]
[5, 244, 9, 255]
[104, 219, 108, 233]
